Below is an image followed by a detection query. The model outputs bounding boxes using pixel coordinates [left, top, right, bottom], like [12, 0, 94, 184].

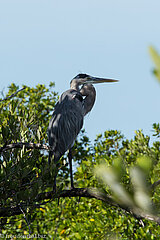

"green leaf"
[149, 45, 160, 82]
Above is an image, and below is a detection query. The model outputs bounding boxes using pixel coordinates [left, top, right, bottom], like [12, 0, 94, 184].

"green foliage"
[153, 123, 160, 138]
[149, 45, 160, 83]
[1, 82, 160, 239]
[0, 83, 58, 213]
[96, 156, 153, 213]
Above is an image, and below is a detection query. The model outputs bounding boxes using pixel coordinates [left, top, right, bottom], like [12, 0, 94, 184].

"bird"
[48, 73, 118, 191]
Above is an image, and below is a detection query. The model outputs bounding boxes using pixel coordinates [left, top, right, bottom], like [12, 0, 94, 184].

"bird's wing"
[48, 94, 83, 159]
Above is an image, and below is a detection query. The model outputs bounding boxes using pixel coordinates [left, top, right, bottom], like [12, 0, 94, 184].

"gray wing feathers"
[48, 94, 83, 162]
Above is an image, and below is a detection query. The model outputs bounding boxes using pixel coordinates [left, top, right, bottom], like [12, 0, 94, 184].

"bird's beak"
[85, 76, 119, 84]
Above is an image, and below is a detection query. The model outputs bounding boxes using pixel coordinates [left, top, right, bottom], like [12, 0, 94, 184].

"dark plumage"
[48, 89, 84, 164]
[48, 74, 118, 190]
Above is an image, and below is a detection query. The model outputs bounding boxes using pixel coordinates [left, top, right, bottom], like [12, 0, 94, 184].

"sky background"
[1, 0, 160, 144]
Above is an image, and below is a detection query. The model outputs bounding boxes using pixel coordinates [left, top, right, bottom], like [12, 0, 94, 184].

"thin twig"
[19, 203, 31, 234]
[151, 180, 160, 190]
[0, 142, 50, 153]
[0, 87, 26, 102]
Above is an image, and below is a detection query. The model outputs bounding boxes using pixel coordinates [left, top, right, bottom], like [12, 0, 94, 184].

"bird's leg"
[53, 174, 57, 192]
[48, 151, 53, 165]
[53, 161, 60, 193]
[68, 148, 74, 189]
[48, 151, 57, 192]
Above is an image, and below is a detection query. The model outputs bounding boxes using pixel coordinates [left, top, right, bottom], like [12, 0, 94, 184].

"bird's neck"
[70, 79, 80, 91]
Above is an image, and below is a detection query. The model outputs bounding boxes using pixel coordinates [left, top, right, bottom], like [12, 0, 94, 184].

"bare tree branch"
[37, 188, 160, 224]
[1, 188, 160, 225]
[0, 142, 50, 153]
[0, 87, 26, 102]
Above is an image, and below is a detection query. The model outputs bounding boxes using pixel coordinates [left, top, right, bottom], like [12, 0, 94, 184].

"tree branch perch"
[1, 188, 160, 225]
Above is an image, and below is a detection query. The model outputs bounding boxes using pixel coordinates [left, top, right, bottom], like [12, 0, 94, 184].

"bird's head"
[70, 73, 118, 90]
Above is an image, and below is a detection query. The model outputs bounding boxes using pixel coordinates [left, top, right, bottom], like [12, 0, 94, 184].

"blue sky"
[1, 0, 160, 143]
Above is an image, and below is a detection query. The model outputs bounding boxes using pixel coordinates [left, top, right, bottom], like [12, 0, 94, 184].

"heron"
[48, 73, 118, 190]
